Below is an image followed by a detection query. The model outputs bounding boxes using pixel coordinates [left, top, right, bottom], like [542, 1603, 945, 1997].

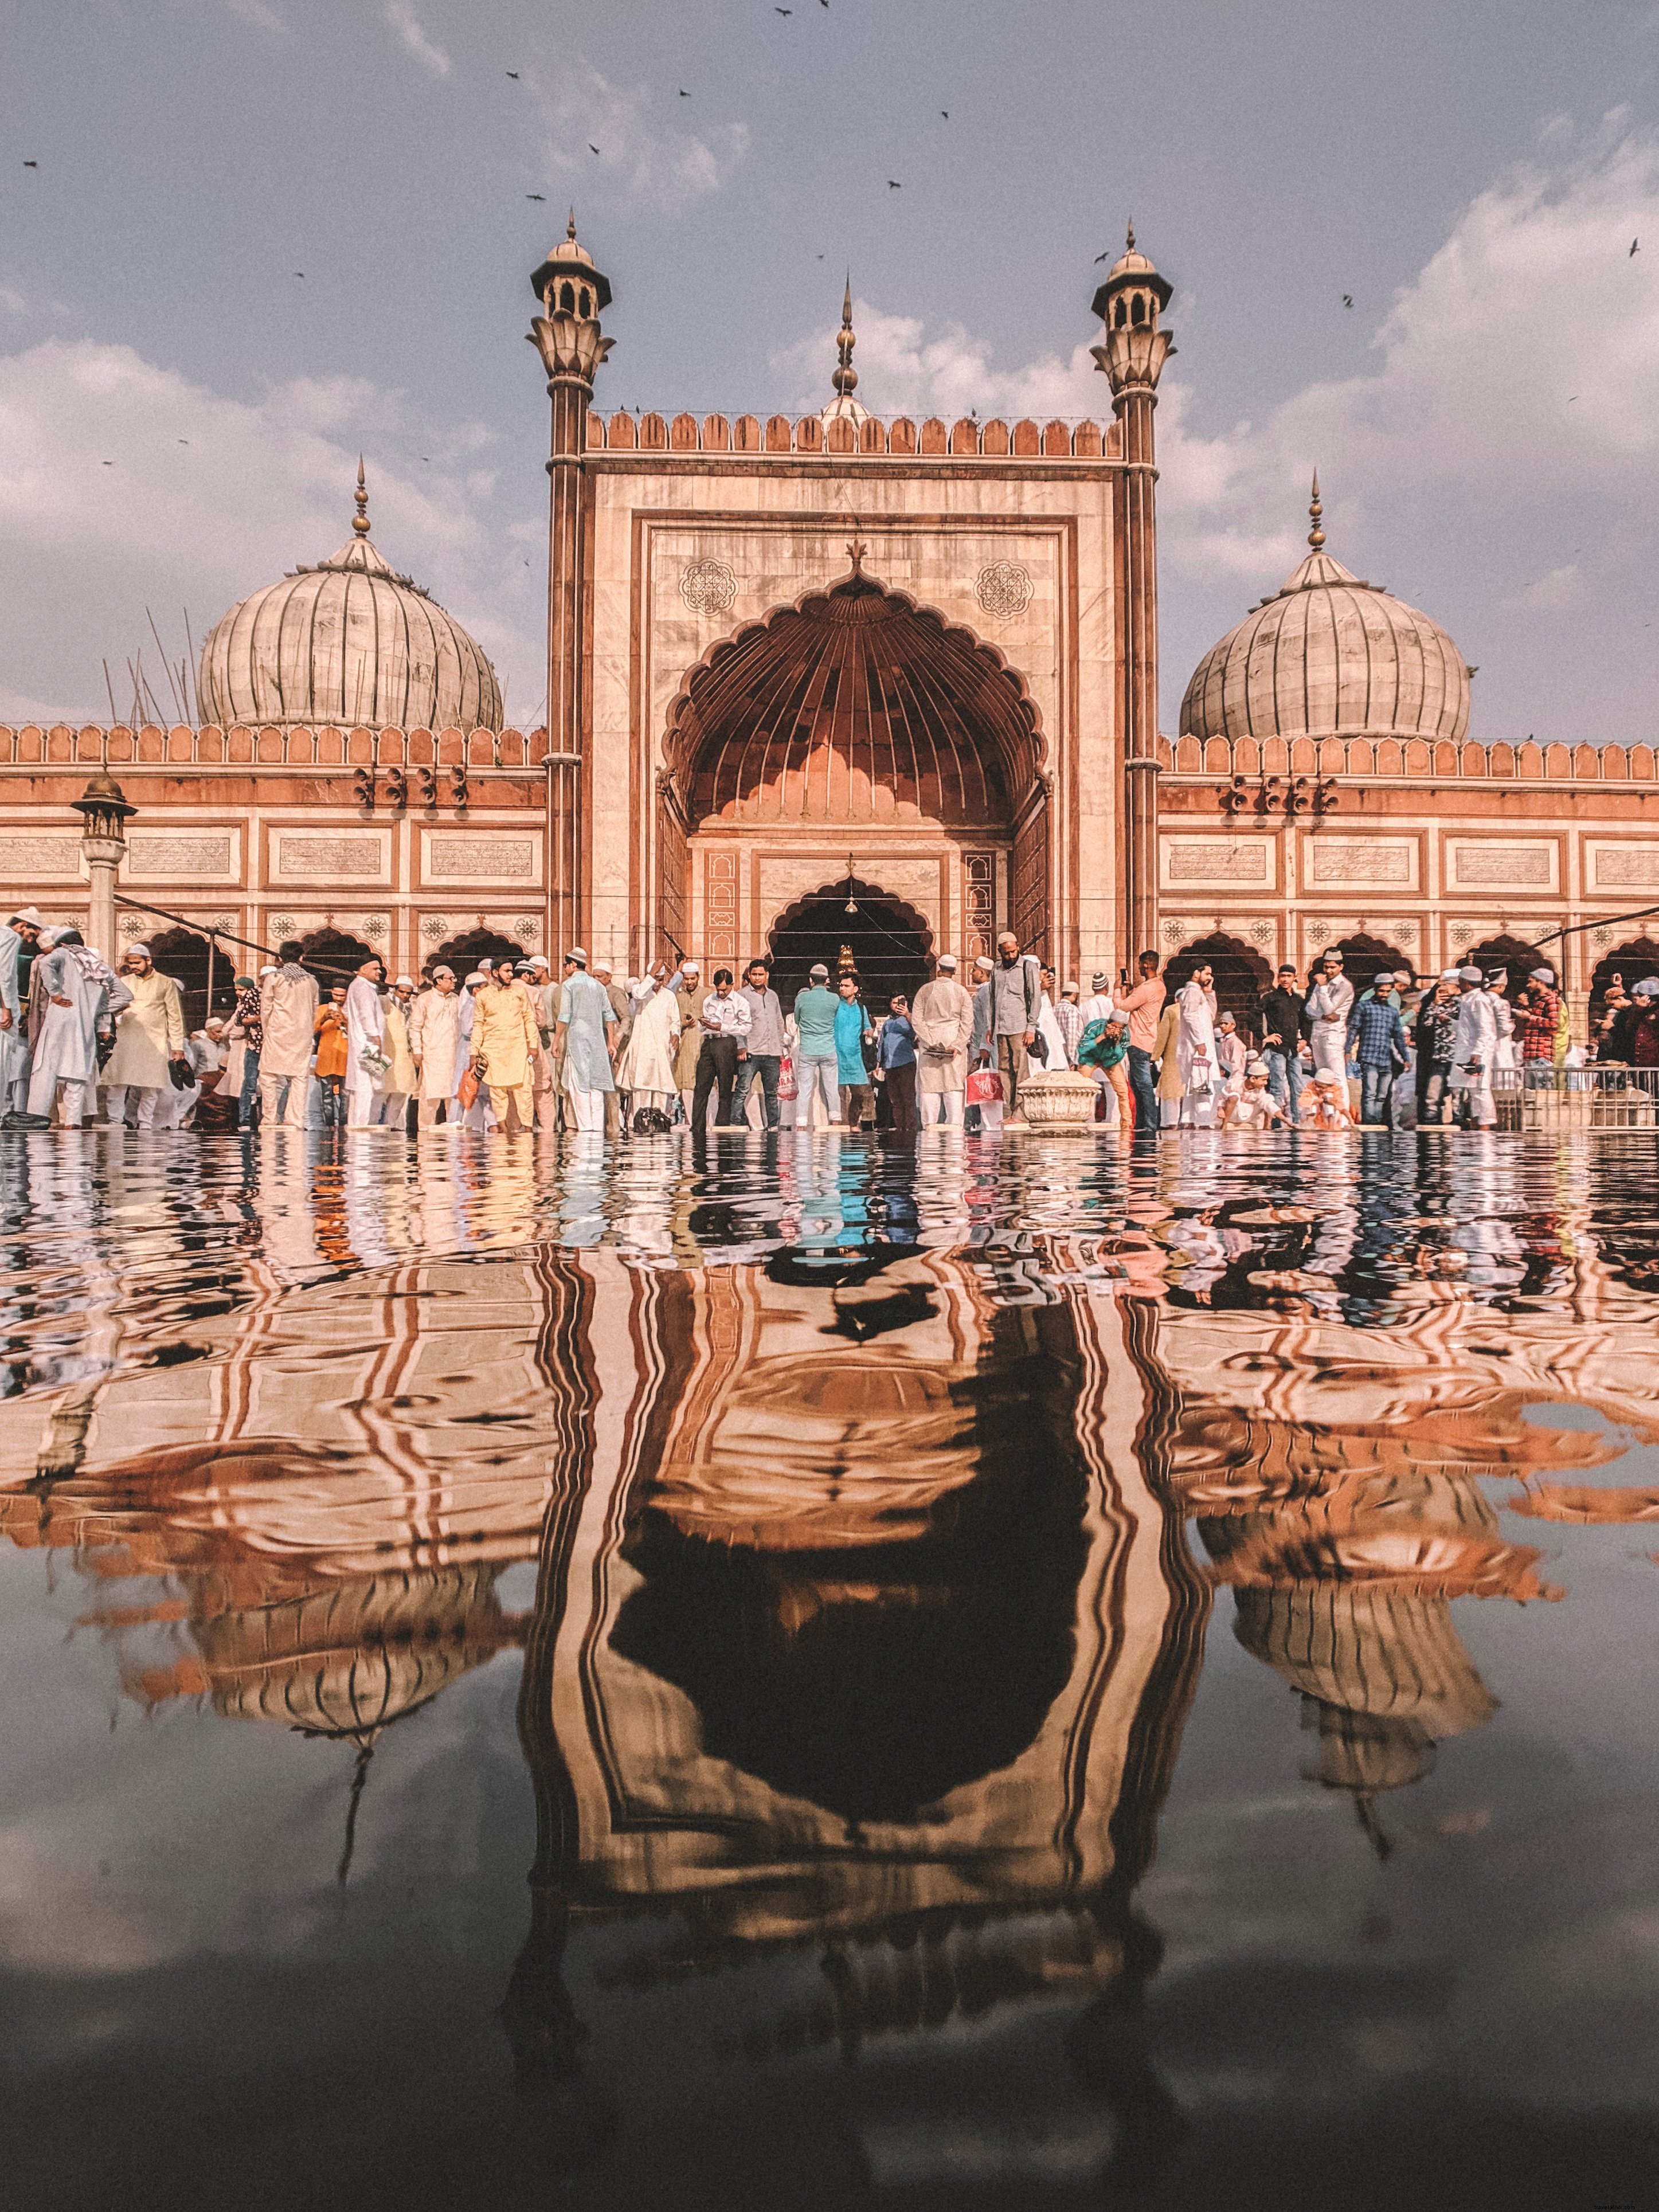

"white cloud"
[382, 0, 449, 77]
[544, 71, 748, 209]
[1521, 563, 1579, 608]
[0, 339, 540, 725]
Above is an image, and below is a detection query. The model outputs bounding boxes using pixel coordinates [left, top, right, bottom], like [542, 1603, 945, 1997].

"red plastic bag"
[777, 1055, 797, 1102]
[965, 1066, 1005, 1107]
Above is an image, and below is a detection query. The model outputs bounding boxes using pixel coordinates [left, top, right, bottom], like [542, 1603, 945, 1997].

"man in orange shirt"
[1117, 950, 1166, 1140]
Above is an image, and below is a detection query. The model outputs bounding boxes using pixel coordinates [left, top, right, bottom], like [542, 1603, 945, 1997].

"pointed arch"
[1164, 932, 1273, 1035]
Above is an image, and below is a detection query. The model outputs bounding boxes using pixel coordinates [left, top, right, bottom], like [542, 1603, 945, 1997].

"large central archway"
[656, 566, 1049, 970]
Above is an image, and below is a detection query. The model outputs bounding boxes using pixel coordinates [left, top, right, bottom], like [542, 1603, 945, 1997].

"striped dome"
[1180, 494, 1469, 747]
[197, 468, 502, 732]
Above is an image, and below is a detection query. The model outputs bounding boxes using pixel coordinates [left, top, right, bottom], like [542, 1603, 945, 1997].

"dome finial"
[1125, 216, 1135, 252]
[1307, 469, 1325, 553]
[566, 207, 577, 242]
[831, 275, 859, 400]
[353, 457, 371, 539]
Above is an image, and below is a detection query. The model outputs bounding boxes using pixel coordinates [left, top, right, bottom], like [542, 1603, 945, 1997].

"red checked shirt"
[1516, 988, 1559, 1062]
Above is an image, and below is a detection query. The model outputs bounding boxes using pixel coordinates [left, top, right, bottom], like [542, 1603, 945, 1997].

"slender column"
[1093, 230, 1174, 974]
[72, 767, 136, 964]
[529, 218, 613, 961]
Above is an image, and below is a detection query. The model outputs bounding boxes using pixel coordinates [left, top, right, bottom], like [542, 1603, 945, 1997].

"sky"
[3, 0, 1659, 742]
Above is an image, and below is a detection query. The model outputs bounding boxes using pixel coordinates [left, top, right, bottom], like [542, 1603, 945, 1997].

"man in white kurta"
[258, 946, 319, 1130]
[615, 965, 680, 1117]
[1175, 965, 1219, 1127]
[22, 933, 131, 1127]
[101, 944, 186, 1127]
[1306, 953, 1355, 1082]
[911, 955, 974, 1126]
[408, 968, 464, 1129]
[343, 957, 387, 1129]
[1451, 965, 1500, 1128]
[554, 950, 618, 1134]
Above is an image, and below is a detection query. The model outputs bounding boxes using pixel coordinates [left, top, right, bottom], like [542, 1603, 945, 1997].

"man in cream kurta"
[1175, 965, 1219, 1127]
[374, 976, 418, 1130]
[1306, 953, 1355, 1082]
[911, 954, 974, 1126]
[258, 945, 320, 1129]
[101, 943, 186, 1128]
[408, 968, 464, 1128]
[471, 957, 541, 1133]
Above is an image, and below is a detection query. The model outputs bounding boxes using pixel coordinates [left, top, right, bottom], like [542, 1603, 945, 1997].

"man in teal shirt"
[834, 973, 875, 1129]
[792, 962, 841, 1130]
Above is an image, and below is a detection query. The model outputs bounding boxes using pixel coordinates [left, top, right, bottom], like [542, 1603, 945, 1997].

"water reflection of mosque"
[1, 1198, 1650, 2183]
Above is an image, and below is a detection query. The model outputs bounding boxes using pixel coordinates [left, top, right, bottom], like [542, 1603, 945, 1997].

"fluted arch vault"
[662, 569, 1046, 832]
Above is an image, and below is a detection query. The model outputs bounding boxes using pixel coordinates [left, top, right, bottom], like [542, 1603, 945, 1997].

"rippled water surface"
[2, 1126, 1657, 2210]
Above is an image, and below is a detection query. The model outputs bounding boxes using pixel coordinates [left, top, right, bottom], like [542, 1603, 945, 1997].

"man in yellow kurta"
[101, 943, 187, 1127]
[471, 956, 539, 1134]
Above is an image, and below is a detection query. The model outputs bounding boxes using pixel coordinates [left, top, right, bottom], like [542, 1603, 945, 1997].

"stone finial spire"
[1308, 469, 1325, 552]
[353, 457, 371, 539]
[823, 278, 870, 424]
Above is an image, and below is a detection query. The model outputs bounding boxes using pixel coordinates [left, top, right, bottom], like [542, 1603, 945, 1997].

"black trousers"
[692, 1035, 738, 1130]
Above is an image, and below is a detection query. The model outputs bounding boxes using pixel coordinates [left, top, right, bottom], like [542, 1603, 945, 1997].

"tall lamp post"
[72, 766, 137, 962]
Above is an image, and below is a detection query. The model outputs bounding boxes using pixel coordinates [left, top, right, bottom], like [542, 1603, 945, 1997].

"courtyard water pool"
[1, 1127, 1656, 2210]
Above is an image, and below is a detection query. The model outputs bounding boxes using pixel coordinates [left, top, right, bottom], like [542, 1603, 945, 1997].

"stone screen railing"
[585, 410, 1120, 460]
[1159, 731, 1659, 784]
[0, 725, 543, 769]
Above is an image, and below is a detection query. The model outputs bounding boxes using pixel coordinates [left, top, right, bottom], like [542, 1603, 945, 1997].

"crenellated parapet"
[0, 723, 549, 771]
[586, 410, 1120, 460]
[1158, 730, 1659, 785]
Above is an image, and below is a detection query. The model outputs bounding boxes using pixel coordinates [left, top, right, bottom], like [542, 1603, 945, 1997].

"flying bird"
[506, 69, 519, 78]
[679, 88, 690, 95]
[940, 110, 949, 118]
[178, 439, 189, 445]
[1094, 248, 1112, 263]
[775, 7, 791, 14]
[589, 143, 600, 154]
[526, 192, 545, 200]
[1631, 237, 1640, 256]
[888, 178, 901, 188]
[23, 159, 37, 168]
[1342, 294, 1353, 308]
[101, 460, 112, 467]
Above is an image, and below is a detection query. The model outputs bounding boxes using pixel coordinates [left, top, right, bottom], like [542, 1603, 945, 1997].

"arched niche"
[1328, 931, 1417, 1001]
[427, 926, 524, 980]
[1463, 933, 1547, 1005]
[1590, 936, 1659, 1007]
[765, 876, 936, 1010]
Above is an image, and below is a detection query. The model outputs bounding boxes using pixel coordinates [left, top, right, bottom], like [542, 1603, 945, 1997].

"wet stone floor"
[1, 1126, 1657, 2211]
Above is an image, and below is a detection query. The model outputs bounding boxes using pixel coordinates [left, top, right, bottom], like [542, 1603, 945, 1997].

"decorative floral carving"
[363, 916, 386, 941]
[271, 917, 296, 938]
[514, 917, 539, 941]
[1249, 919, 1274, 943]
[422, 917, 451, 941]
[974, 561, 1034, 619]
[680, 558, 738, 617]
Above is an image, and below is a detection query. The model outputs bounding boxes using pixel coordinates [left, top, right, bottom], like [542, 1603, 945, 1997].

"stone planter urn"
[1017, 1069, 1100, 1129]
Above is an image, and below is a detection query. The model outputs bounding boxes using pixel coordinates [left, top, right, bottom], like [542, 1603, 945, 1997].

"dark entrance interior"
[1591, 936, 1659, 1007]
[1163, 933, 1273, 1041]
[1464, 934, 1547, 1007]
[766, 879, 933, 1011]
[146, 926, 237, 1033]
[1329, 931, 1416, 1001]
[427, 926, 525, 980]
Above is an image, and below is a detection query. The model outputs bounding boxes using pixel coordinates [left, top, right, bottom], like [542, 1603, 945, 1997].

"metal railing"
[1492, 1064, 1659, 1132]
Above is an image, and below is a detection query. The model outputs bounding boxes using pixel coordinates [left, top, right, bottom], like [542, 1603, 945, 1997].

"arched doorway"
[1329, 932, 1416, 1001]
[1464, 934, 1545, 1006]
[299, 926, 376, 993]
[1164, 933, 1272, 1039]
[656, 565, 1048, 973]
[427, 926, 522, 980]
[1591, 936, 1659, 1008]
[766, 878, 934, 1011]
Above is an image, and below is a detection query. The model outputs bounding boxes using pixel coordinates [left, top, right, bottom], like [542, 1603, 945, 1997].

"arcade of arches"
[655, 570, 1050, 981]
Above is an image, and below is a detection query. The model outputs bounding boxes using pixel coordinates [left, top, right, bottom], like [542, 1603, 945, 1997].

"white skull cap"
[937, 953, 957, 969]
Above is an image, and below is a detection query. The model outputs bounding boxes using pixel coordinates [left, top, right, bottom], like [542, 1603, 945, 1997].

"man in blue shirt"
[792, 962, 840, 1130]
[877, 993, 918, 1138]
[1346, 972, 1408, 1128]
[834, 973, 875, 1129]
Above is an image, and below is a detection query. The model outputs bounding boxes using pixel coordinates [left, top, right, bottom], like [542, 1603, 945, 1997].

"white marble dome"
[197, 467, 502, 731]
[1179, 483, 1469, 747]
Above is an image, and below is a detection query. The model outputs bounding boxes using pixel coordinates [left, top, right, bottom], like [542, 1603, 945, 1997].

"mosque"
[2, 220, 1658, 1024]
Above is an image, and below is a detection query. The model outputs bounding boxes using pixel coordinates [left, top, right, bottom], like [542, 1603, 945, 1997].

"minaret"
[1092, 224, 1174, 972]
[529, 215, 613, 958]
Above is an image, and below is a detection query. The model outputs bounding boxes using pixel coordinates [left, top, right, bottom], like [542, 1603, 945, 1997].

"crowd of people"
[2, 898, 1652, 1140]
